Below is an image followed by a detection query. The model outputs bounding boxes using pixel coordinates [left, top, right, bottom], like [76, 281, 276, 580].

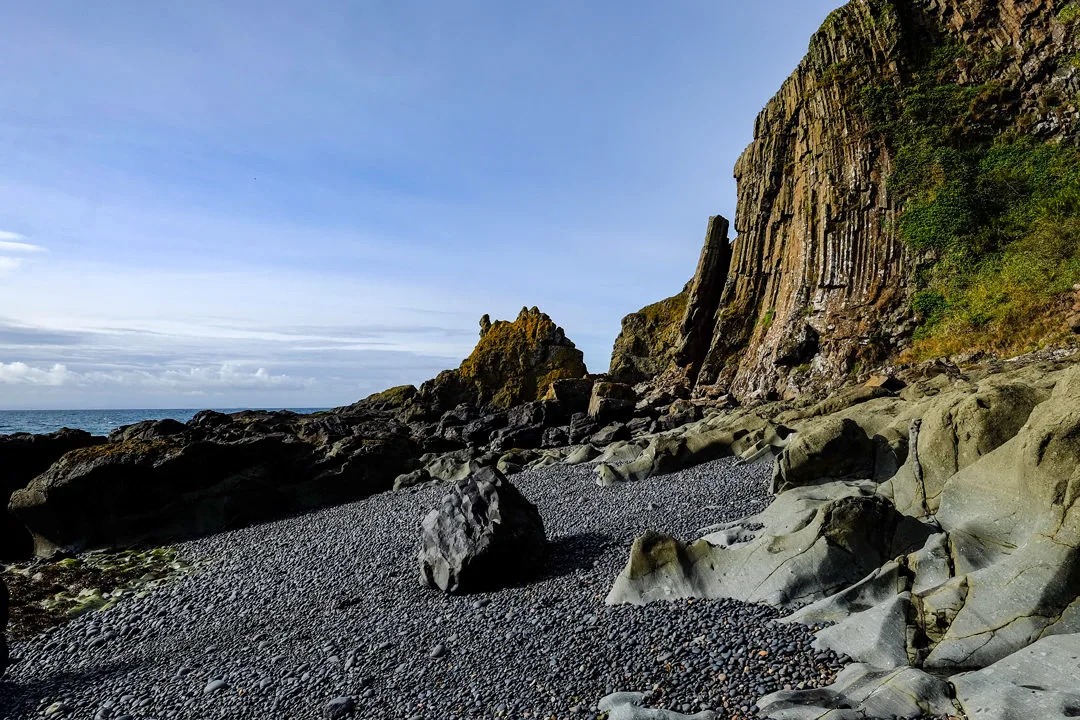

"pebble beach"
[1, 457, 844, 720]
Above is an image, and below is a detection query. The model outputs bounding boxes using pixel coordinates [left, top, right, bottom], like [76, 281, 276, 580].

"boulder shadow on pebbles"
[418, 466, 548, 593]
[541, 532, 616, 580]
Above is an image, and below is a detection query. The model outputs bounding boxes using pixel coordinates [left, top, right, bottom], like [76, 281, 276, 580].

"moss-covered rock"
[418, 307, 587, 411]
[355, 384, 418, 411]
[3, 546, 201, 641]
[608, 289, 688, 384]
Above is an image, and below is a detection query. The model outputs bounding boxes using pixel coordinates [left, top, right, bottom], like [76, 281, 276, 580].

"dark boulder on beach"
[0, 428, 105, 561]
[418, 466, 547, 593]
[8, 411, 419, 557]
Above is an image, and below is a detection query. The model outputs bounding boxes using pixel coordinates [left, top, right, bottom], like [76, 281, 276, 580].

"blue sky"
[0, 0, 841, 410]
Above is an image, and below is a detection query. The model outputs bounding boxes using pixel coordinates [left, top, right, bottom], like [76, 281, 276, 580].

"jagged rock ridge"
[419, 306, 587, 412]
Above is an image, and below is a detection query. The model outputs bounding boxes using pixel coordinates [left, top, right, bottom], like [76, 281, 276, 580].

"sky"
[0, 0, 842, 410]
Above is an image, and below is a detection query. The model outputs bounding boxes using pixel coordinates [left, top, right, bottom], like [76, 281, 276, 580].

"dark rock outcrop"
[418, 467, 547, 593]
[672, 215, 733, 383]
[608, 216, 731, 389]
[542, 378, 595, 415]
[587, 382, 637, 425]
[0, 428, 105, 560]
[9, 412, 419, 557]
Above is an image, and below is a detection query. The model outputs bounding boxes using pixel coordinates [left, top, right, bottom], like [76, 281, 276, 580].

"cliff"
[616, 0, 1080, 401]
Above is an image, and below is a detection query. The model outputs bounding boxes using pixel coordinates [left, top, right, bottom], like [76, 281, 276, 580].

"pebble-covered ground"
[1, 457, 844, 720]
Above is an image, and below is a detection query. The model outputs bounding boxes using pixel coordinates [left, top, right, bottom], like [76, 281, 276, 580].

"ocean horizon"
[0, 408, 331, 437]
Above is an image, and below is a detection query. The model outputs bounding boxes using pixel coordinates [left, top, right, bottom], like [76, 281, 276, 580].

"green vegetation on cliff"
[861, 26, 1080, 359]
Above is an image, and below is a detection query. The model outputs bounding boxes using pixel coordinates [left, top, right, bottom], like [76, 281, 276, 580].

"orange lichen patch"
[456, 307, 587, 409]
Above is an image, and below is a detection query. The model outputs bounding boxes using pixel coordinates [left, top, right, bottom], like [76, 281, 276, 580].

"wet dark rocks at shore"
[0, 457, 843, 720]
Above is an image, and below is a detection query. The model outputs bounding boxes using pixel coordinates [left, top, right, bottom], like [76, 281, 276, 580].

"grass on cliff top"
[861, 38, 1080, 360]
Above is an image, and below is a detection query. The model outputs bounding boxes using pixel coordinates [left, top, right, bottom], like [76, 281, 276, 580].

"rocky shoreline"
[6, 0, 1080, 718]
[1, 458, 848, 720]
[4, 346, 1080, 719]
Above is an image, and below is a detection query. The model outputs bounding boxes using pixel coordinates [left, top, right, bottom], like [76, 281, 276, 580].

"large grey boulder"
[418, 467, 547, 593]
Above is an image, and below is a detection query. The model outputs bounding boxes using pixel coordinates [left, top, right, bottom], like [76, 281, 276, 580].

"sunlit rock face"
[419, 306, 587, 412]
[617, 0, 1074, 402]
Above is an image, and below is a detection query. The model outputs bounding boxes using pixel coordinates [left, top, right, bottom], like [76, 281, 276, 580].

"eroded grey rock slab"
[952, 633, 1080, 720]
[598, 692, 717, 720]
[812, 592, 911, 670]
[607, 481, 931, 608]
[757, 663, 958, 720]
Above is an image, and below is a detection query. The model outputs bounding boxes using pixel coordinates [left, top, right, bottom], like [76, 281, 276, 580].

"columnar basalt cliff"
[616, 0, 1080, 401]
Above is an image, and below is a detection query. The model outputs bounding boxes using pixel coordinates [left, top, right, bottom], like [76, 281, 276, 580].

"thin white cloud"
[0, 232, 46, 275]
[0, 232, 45, 253]
[0, 360, 311, 392]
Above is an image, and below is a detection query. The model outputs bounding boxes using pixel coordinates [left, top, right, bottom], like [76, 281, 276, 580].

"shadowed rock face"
[0, 429, 105, 560]
[8, 410, 419, 557]
[613, 0, 1074, 402]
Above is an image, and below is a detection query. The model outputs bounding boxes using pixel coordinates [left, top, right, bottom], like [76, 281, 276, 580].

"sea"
[0, 408, 330, 437]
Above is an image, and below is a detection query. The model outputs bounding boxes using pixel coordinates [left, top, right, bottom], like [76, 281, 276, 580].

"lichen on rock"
[608, 289, 688, 385]
[419, 306, 587, 411]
